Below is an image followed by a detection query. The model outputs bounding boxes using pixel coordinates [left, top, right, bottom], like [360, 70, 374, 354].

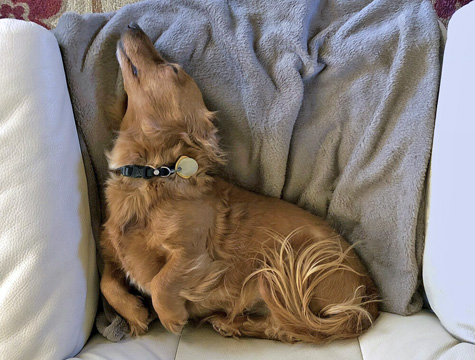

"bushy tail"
[246, 228, 379, 343]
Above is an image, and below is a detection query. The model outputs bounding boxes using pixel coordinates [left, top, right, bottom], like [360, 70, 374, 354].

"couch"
[0, 2, 474, 359]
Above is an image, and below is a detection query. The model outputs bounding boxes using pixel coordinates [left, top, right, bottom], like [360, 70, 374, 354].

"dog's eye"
[167, 64, 178, 74]
[131, 63, 138, 77]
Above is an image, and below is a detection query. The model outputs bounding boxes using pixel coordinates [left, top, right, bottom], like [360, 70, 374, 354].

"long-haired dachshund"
[100, 23, 379, 344]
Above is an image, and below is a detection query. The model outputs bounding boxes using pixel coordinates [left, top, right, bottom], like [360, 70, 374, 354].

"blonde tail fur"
[246, 228, 379, 343]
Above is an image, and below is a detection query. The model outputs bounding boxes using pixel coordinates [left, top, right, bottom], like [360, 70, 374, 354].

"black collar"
[113, 156, 199, 180]
[116, 164, 175, 179]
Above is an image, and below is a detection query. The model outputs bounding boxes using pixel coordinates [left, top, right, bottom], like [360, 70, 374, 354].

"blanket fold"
[53, 0, 442, 340]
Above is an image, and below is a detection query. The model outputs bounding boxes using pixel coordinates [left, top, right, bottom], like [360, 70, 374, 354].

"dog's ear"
[182, 111, 226, 167]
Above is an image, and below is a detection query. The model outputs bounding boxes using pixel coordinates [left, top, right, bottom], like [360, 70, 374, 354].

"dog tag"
[176, 156, 198, 179]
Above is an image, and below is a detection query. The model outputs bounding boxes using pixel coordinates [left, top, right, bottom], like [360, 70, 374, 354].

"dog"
[100, 23, 379, 344]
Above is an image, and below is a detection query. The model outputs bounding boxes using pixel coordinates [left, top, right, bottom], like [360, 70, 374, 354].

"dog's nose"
[127, 22, 141, 31]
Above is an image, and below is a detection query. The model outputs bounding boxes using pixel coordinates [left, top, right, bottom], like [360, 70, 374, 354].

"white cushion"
[359, 311, 474, 360]
[75, 320, 361, 360]
[423, 1, 475, 344]
[75, 311, 473, 359]
[175, 325, 361, 360]
[71, 322, 180, 360]
[0, 19, 98, 359]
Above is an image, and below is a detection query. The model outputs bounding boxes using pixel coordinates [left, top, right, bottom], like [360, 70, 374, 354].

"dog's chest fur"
[110, 192, 218, 295]
[115, 230, 168, 295]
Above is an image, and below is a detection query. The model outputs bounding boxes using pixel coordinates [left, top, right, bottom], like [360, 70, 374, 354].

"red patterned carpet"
[433, 0, 473, 25]
[0, 0, 473, 29]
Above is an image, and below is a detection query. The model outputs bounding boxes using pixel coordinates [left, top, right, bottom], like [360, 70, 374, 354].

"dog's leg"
[150, 254, 189, 334]
[208, 314, 300, 343]
[207, 315, 245, 337]
[101, 261, 151, 336]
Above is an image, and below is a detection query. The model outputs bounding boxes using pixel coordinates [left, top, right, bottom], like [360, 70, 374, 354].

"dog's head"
[109, 23, 223, 193]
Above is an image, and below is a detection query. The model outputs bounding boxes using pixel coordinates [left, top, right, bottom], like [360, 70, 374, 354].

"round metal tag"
[176, 156, 198, 179]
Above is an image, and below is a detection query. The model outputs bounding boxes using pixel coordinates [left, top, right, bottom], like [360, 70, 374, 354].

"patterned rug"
[0, 0, 473, 29]
[433, 0, 473, 26]
[0, 0, 138, 28]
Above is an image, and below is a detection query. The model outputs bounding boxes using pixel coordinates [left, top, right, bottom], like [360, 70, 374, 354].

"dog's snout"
[119, 22, 167, 67]
[127, 22, 142, 31]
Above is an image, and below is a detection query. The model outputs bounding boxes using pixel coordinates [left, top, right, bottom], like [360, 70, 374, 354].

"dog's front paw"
[159, 310, 188, 334]
[209, 317, 241, 338]
[128, 304, 151, 336]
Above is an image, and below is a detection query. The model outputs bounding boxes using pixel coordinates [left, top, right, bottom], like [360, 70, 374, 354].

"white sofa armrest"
[0, 19, 98, 359]
[424, 1, 475, 344]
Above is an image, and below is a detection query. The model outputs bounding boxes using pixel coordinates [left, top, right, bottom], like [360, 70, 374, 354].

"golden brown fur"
[100, 24, 379, 343]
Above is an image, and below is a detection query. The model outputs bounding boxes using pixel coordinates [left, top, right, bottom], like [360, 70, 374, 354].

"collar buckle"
[156, 166, 174, 177]
[117, 165, 175, 179]
[119, 165, 154, 179]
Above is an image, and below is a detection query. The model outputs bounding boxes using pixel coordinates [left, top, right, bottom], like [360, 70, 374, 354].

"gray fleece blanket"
[53, 0, 442, 341]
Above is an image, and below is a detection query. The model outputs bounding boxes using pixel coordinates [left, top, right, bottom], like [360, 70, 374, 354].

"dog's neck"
[114, 155, 198, 180]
